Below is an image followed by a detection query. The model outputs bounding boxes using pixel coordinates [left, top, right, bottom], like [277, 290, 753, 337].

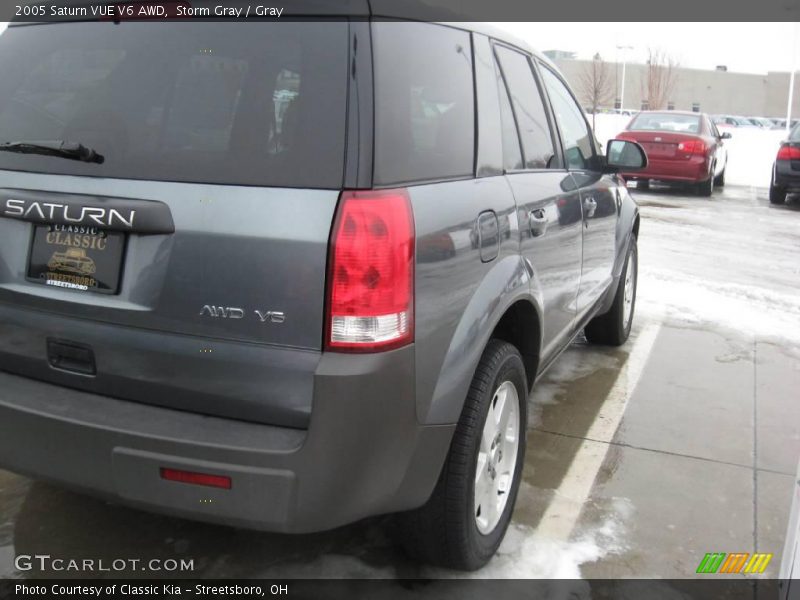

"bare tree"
[640, 48, 680, 110]
[578, 54, 615, 130]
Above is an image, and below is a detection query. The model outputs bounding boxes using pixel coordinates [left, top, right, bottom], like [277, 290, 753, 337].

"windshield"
[629, 113, 702, 134]
[0, 21, 348, 188]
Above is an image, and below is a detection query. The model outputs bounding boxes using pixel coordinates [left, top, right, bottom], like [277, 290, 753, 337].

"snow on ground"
[591, 113, 786, 188]
[632, 187, 800, 350]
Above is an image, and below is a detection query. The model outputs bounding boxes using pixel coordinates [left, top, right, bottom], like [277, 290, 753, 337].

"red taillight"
[677, 139, 706, 155]
[326, 189, 414, 352]
[160, 468, 231, 489]
[777, 145, 800, 160]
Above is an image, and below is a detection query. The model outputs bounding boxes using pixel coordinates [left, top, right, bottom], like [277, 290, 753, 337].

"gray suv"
[0, 17, 645, 570]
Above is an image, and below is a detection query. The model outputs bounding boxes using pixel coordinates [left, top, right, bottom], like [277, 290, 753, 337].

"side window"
[496, 60, 523, 171]
[539, 65, 596, 171]
[494, 46, 556, 170]
[710, 121, 721, 139]
[372, 22, 475, 185]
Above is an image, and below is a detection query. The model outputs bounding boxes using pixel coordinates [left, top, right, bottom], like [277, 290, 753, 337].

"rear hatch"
[0, 21, 351, 428]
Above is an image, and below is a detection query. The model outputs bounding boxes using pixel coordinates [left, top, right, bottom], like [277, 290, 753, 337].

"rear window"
[629, 113, 702, 134]
[0, 22, 349, 188]
[372, 22, 474, 185]
[789, 124, 800, 142]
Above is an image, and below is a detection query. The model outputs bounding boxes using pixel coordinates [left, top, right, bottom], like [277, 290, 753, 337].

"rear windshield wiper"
[0, 140, 104, 164]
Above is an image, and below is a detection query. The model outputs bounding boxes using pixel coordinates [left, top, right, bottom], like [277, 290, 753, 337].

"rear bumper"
[0, 346, 455, 533]
[774, 160, 800, 192]
[622, 155, 709, 183]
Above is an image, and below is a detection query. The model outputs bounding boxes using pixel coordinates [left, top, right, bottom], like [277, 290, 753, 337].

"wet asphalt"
[0, 184, 798, 580]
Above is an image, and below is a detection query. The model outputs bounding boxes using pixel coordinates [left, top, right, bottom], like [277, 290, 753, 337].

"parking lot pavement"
[0, 184, 798, 580]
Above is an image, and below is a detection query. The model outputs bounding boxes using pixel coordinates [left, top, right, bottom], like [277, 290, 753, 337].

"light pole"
[617, 44, 633, 111]
[787, 23, 799, 136]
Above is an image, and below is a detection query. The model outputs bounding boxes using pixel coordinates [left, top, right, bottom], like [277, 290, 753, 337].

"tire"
[585, 236, 638, 346]
[697, 171, 714, 196]
[396, 340, 528, 570]
[769, 182, 786, 205]
[636, 179, 650, 190]
[714, 166, 726, 187]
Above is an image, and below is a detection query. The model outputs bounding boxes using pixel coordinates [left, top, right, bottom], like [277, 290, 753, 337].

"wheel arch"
[489, 299, 541, 390]
[418, 255, 542, 425]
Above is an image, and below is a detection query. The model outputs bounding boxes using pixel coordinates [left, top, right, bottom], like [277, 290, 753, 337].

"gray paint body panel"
[0, 21, 640, 532]
[0, 172, 337, 426]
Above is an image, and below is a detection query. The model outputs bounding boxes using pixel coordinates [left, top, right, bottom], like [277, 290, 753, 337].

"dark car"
[619, 110, 730, 196]
[0, 15, 645, 570]
[770, 124, 800, 205]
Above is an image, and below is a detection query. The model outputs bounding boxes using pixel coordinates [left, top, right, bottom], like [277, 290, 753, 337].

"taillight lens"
[777, 144, 800, 160]
[678, 140, 706, 155]
[326, 189, 414, 352]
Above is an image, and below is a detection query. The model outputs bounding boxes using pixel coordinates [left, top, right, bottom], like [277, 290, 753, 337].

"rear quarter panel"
[410, 177, 538, 426]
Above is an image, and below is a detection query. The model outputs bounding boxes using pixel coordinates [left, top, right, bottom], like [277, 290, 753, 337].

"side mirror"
[721, 132, 732, 140]
[604, 139, 648, 173]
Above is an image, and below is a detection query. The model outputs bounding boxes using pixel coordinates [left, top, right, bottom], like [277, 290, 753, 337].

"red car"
[616, 111, 730, 196]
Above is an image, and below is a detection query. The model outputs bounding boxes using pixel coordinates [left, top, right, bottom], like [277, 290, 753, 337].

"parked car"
[772, 118, 800, 130]
[712, 114, 756, 128]
[617, 110, 729, 196]
[0, 18, 645, 570]
[747, 116, 775, 129]
[770, 123, 800, 205]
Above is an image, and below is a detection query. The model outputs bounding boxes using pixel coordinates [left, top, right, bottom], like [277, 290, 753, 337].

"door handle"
[529, 208, 547, 237]
[583, 197, 597, 218]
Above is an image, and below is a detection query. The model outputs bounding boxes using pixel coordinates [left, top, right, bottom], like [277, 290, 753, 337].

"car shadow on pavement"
[9, 481, 418, 579]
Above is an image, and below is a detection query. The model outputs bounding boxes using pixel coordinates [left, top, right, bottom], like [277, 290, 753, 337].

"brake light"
[678, 140, 706, 155]
[160, 468, 231, 489]
[326, 189, 414, 352]
[777, 145, 800, 160]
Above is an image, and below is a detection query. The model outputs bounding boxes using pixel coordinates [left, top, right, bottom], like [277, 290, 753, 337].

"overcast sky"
[496, 22, 800, 74]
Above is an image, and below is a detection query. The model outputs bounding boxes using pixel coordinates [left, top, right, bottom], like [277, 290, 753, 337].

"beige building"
[549, 56, 800, 118]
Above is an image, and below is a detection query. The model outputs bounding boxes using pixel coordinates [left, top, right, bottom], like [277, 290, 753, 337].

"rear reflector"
[777, 145, 800, 160]
[160, 467, 232, 489]
[326, 189, 414, 352]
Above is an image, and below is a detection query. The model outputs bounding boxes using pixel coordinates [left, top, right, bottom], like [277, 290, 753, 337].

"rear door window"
[0, 21, 348, 188]
[494, 46, 557, 170]
[372, 22, 474, 185]
[539, 65, 597, 171]
[496, 59, 523, 171]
